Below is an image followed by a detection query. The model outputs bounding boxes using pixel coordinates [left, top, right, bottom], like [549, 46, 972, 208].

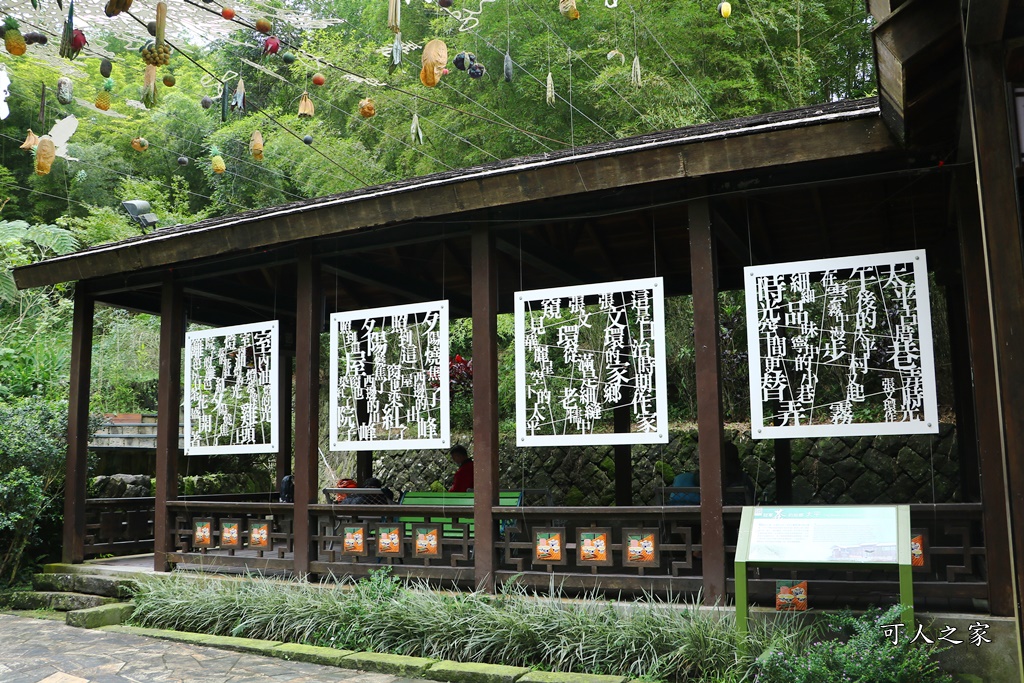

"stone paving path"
[0, 614, 432, 683]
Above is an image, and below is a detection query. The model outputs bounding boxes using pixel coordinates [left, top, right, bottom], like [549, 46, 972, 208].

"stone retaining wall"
[375, 423, 961, 506]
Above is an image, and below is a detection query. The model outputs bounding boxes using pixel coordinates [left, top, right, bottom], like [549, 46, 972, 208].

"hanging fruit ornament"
[302, 134, 313, 145]
[558, 0, 579, 20]
[358, 97, 375, 118]
[718, 2, 731, 18]
[56, 77, 73, 105]
[103, 0, 134, 18]
[468, 62, 486, 79]
[231, 77, 245, 111]
[24, 32, 47, 45]
[420, 39, 447, 87]
[282, 51, 295, 64]
[410, 113, 423, 145]
[503, 51, 513, 82]
[201, 95, 213, 109]
[387, 0, 400, 33]
[131, 136, 149, 152]
[19, 129, 38, 150]
[147, 21, 157, 36]
[297, 91, 314, 117]
[210, 145, 225, 173]
[68, 29, 87, 59]
[35, 136, 56, 175]
[163, 73, 175, 87]
[389, 33, 402, 74]
[100, 58, 112, 78]
[221, 7, 235, 20]
[142, 63, 157, 107]
[438, 0, 452, 6]
[177, 155, 188, 166]
[4, 17, 26, 56]
[546, 71, 555, 106]
[311, 72, 326, 86]
[631, 54, 641, 88]
[95, 77, 114, 110]
[58, 1, 75, 59]
[454, 51, 475, 71]
[255, 18, 272, 34]
[263, 36, 280, 55]
[249, 129, 264, 160]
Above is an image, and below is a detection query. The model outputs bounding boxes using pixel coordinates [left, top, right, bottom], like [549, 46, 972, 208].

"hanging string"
[568, 47, 574, 151]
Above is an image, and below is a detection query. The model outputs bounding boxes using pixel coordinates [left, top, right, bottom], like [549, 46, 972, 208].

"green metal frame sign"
[734, 505, 913, 634]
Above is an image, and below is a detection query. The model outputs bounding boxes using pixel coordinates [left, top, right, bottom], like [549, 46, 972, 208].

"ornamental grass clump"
[131, 570, 891, 682]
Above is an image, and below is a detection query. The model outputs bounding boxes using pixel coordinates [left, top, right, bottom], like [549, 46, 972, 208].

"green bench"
[397, 491, 523, 539]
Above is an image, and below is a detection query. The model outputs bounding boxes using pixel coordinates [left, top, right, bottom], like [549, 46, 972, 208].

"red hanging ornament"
[263, 36, 280, 55]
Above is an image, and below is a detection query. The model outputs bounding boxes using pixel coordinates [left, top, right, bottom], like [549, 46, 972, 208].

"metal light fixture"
[121, 200, 159, 233]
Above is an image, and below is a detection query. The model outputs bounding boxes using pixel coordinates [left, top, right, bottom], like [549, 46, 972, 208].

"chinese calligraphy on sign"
[744, 250, 938, 439]
[330, 301, 450, 451]
[184, 321, 279, 455]
[514, 278, 668, 446]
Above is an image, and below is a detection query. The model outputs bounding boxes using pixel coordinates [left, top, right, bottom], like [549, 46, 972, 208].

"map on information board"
[747, 506, 899, 564]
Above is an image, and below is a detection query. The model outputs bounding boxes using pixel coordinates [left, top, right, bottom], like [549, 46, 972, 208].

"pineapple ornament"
[210, 145, 226, 174]
[4, 17, 26, 56]
[95, 78, 114, 110]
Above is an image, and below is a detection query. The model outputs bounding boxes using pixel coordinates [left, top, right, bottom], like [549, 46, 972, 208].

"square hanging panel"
[745, 249, 939, 439]
[330, 300, 450, 451]
[514, 278, 668, 447]
[184, 320, 279, 455]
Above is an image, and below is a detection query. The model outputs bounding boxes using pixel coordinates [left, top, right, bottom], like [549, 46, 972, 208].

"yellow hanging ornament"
[420, 39, 448, 87]
[35, 136, 55, 175]
[249, 130, 264, 161]
[358, 98, 375, 118]
[20, 129, 38, 150]
[558, 0, 579, 20]
[297, 91, 314, 118]
[387, 0, 400, 34]
[131, 136, 149, 152]
[210, 145, 226, 174]
[718, 2, 731, 18]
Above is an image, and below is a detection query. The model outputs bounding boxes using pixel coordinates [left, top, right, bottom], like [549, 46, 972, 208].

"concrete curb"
[90, 624, 620, 683]
[421, 661, 531, 683]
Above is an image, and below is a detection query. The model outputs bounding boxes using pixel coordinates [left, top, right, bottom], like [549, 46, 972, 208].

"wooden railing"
[129, 499, 989, 610]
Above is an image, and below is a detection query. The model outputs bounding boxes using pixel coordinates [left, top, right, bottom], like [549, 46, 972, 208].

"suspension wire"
[744, 0, 799, 107]
[635, 17, 718, 121]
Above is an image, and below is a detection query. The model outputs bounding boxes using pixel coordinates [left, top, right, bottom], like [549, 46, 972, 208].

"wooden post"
[953, 164, 1016, 614]
[63, 285, 93, 564]
[472, 223, 499, 592]
[293, 247, 321, 577]
[154, 275, 183, 572]
[774, 440, 792, 505]
[356, 451, 373, 484]
[276, 354, 293, 492]
[689, 198, 726, 606]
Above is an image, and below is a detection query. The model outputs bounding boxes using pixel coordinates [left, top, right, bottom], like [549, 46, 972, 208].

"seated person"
[341, 477, 395, 505]
[667, 443, 755, 505]
[449, 444, 474, 492]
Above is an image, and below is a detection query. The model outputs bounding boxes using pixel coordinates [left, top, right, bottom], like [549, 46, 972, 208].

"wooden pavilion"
[12, 0, 1024, 653]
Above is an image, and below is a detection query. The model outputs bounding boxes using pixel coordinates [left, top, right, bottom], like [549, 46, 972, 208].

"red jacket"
[450, 459, 474, 492]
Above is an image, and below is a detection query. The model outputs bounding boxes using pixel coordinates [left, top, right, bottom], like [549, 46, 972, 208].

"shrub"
[753, 605, 953, 683]
[0, 398, 69, 585]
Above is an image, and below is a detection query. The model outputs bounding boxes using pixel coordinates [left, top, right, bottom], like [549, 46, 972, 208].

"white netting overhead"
[0, 0, 342, 66]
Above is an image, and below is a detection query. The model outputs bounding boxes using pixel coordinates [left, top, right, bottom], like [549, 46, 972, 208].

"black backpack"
[279, 475, 294, 503]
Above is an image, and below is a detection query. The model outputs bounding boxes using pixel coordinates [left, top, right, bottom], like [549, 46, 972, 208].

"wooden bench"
[397, 490, 523, 539]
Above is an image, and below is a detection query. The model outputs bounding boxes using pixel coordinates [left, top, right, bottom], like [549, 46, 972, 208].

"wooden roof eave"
[13, 99, 894, 290]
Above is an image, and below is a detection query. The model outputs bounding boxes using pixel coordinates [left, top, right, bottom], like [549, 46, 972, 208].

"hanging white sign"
[745, 249, 938, 439]
[515, 277, 668, 447]
[184, 320, 279, 455]
[330, 300, 450, 451]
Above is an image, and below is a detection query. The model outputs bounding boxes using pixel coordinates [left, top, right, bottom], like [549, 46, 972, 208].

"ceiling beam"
[495, 236, 601, 285]
[182, 283, 295, 320]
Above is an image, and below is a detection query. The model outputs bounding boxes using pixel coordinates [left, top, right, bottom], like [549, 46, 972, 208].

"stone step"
[2, 591, 117, 612]
[33, 573, 133, 599]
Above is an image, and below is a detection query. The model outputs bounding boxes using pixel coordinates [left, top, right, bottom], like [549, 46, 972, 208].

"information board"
[747, 506, 899, 564]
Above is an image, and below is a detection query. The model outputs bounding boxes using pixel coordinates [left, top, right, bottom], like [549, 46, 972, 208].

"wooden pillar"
[276, 354, 293, 492]
[472, 223, 499, 592]
[62, 285, 93, 564]
[964, 41, 1024, 623]
[154, 275, 183, 572]
[356, 451, 373, 484]
[689, 198, 726, 605]
[774, 440, 792, 504]
[293, 247, 321, 576]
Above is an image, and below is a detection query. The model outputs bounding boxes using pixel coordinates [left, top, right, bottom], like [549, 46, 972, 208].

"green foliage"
[754, 605, 953, 683]
[0, 398, 69, 586]
[131, 570, 826, 681]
